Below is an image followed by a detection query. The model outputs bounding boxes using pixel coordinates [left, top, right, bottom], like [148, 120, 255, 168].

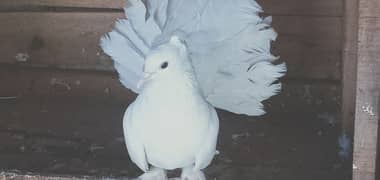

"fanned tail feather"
[100, 0, 287, 116]
[100, 0, 162, 92]
[190, 16, 286, 115]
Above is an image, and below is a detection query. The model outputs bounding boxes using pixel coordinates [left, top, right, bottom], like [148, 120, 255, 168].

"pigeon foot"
[137, 167, 167, 180]
[181, 166, 206, 180]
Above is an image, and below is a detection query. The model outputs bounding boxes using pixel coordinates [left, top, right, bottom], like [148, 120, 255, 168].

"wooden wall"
[0, 0, 347, 178]
[350, 0, 380, 179]
[0, 0, 343, 113]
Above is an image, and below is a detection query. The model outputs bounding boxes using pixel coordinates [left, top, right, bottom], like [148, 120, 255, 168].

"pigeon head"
[137, 36, 193, 89]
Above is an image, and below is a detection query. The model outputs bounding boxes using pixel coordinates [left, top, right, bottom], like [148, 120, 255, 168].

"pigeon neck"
[142, 67, 203, 99]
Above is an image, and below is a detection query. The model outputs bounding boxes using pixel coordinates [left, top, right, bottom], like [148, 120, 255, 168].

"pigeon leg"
[181, 166, 206, 180]
[137, 166, 167, 180]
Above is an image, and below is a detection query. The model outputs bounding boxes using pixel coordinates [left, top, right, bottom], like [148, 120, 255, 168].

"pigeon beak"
[137, 72, 153, 89]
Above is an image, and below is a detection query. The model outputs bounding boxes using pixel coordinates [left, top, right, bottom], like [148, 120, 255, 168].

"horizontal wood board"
[0, 12, 342, 80]
[0, 0, 343, 80]
[0, 0, 343, 16]
[0, 67, 340, 114]
[0, 0, 124, 9]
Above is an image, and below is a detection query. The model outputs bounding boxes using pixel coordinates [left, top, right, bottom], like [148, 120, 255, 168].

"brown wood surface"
[0, 12, 124, 70]
[341, 0, 359, 137]
[0, 12, 342, 80]
[0, 0, 124, 9]
[0, 0, 346, 178]
[359, 0, 380, 17]
[0, 0, 344, 80]
[258, 0, 343, 16]
[0, 68, 345, 179]
[352, 0, 380, 179]
[0, 67, 340, 114]
[1, 0, 343, 17]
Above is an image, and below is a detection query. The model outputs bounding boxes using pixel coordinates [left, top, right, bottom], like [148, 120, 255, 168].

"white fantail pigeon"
[100, 0, 286, 179]
[119, 36, 219, 180]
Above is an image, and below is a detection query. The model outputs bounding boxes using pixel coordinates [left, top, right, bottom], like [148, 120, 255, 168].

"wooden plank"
[0, 12, 342, 80]
[0, 0, 124, 9]
[274, 37, 341, 80]
[0, 68, 134, 104]
[0, 12, 124, 70]
[272, 16, 343, 80]
[341, 0, 359, 137]
[352, 0, 380, 178]
[0, 67, 340, 113]
[273, 16, 342, 40]
[356, 18, 380, 53]
[1, 0, 343, 17]
[359, 0, 380, 17]
[258, 0, 343, 16]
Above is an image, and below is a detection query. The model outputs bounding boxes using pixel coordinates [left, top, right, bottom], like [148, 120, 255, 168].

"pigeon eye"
[161, 62, 168, 69]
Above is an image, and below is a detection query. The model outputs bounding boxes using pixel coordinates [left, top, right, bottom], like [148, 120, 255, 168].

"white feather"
[101, 0, 287, 116]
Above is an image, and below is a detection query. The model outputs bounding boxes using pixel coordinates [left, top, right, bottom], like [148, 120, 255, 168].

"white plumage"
[101, 0, 286, 179]
[101, 0, 286, 116]
[122, 37, 219, 179]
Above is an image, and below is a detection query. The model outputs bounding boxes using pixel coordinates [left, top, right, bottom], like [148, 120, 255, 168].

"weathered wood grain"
[273, 16, 342, 40]
[352, 0, 380, 178]
[1, 0, 343, 17]
[0, 12, 123, 70]
[0, 12, 342, 80]
[0, 67, 340, 113]
[0, 0, 124, 9]
[341, 0, 359, 137]
[357, 18, 380, 54]
[258, 0, 343, 16]
[0, 68, 133, 104]
[359, 0, 380, 17]
[274, 37, 341, 80]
